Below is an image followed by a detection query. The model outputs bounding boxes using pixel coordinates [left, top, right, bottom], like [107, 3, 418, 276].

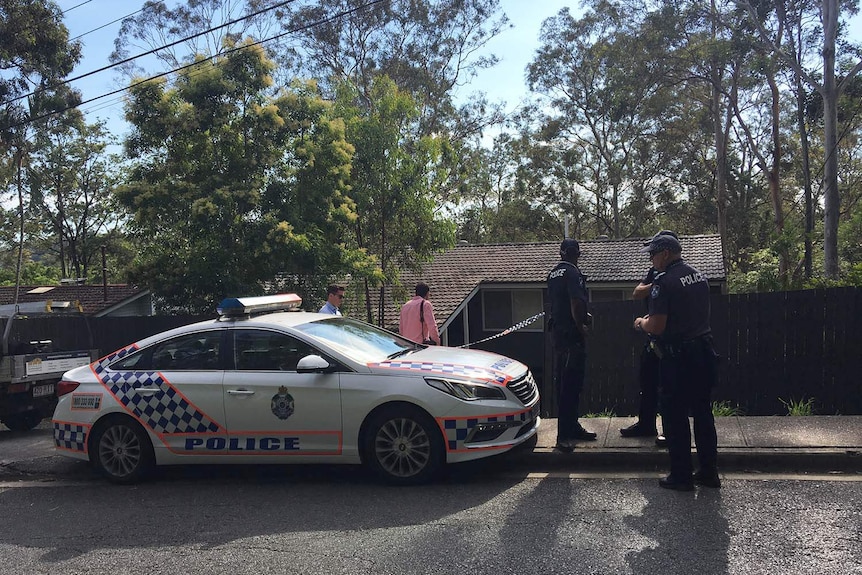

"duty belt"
[654, 334, 712, 359]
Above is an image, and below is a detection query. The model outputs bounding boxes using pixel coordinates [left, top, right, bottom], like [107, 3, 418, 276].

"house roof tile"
[385, 235, 725, 330]
[0, 284, 149, 316]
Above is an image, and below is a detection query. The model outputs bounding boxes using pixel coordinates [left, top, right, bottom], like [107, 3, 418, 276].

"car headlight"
[425, 378, 506, 401]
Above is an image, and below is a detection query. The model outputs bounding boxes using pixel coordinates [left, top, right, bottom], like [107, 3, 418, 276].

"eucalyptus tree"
[277, 0, 508, 139]
[0, 0, 81, 136]
[718, 2, 795, 280]
[111, 0, 509, 209]
[452, 131, 565, 243]
[26, 120, 123, 282]
[1, 0, 82, 298]
[764, 0, 823, 278]
[527, 5, 684, 239]
[734, 0, 862, 279]
[118, 42, 371, 313]
[0, 205, 62, 285]
[109, 0, 284, 77]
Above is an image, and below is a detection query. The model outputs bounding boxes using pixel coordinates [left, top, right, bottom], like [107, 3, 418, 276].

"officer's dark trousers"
[660, 339, 718, 479]
[637, 344, 661, 427]
[555, 341, 586, 441]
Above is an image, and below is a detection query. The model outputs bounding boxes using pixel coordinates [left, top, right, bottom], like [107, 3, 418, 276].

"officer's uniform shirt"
[641, 267, 659, 342]
[547, 260, 589, 343]
[641, 267, 658, 314]
[648, 259, 710, 341]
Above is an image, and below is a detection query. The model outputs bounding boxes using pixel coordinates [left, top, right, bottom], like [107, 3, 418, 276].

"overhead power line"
[3, 0, 299, 107]
[70, 8, 146, 42]
[62, 0, 94, 13]
[8, 0, 388, 130]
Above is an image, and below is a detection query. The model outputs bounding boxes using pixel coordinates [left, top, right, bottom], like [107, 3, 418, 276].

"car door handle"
[226, 389, 255, 396]
[132, 387, 159, 396]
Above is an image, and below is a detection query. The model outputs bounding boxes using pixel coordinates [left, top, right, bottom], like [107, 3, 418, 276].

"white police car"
[52, 294, 540, 484]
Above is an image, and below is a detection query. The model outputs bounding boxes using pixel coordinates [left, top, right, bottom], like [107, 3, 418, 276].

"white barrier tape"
[457, 312, 546, 348]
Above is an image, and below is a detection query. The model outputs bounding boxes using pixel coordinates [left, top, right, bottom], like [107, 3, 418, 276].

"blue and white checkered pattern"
[370, 360, 511, 385]
[54, 422, 87, 452]
[441, 410, 532, 451]
[94, 345, 221, 435]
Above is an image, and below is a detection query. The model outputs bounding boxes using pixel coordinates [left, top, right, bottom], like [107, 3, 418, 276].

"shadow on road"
[625, 484, 731, 574]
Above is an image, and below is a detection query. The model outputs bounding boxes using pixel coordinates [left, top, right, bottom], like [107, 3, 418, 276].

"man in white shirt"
[319, 284, 345, 315]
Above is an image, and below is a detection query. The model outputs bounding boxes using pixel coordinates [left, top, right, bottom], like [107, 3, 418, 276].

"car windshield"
[295, 317, 417, 363]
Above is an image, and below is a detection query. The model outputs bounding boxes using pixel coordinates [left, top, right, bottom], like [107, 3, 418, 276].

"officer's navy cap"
[641, 233, 682, 254]
[642, 229, 679, 246]
[560, 238, 580, 256]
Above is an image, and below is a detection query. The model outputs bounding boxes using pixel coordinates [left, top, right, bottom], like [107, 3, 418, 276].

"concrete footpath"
[509, 416, 862, 473]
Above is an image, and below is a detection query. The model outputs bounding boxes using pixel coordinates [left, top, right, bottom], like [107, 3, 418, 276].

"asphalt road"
[1, 428, 861, 575]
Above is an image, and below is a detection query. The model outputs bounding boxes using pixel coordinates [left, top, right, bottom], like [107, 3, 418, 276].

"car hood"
[367, 346, 528, 386]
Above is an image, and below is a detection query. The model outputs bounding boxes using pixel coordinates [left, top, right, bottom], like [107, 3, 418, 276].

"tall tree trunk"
[15, 150, 24, 305]
[712, 79, 729, 271]
[766, 71, 788, 279]
[778, 0, 815, 280]
[53, 173, 68, 278]
[709, 0, 729, 272]
[356, 221, 374, 323]
[796, 75, 814, 279]
[822, 0, 839, 278]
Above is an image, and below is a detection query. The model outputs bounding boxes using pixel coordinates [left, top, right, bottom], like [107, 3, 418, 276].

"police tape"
[457, 312, 546, 348]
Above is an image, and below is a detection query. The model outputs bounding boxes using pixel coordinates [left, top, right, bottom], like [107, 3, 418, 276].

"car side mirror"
[296, 354, 331, 373]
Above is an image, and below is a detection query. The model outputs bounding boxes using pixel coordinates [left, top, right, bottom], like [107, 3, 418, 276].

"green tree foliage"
[110, 0, 509, 207]
[26, 120, 124, 282]
[0, 204, 61, 286]
[335, 77, 454, 323]
[1, 0, 83, 296]
[518, 0, 862, 291]
[452, 132, 568, 243]
[526, 6, 686, 239]
[278, 0, 508, 138]
[0, 0, 81, 142]
[118, 42, 373, 313]
[109, 0, 282, 76]
[108, 0, 511, 275]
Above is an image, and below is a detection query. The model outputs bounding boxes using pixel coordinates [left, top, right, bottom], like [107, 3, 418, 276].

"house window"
[482, 289, 543, 332]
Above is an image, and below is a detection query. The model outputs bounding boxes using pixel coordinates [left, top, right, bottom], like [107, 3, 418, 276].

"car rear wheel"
[362, 406, 444, 485]
[2, 410, 43, 432]
[90, 417, 154, 484]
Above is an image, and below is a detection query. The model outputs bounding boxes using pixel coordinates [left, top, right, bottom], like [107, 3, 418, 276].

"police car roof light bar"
[217, 294, 303, 317]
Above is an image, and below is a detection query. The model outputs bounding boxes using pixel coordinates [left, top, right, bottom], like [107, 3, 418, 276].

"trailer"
[0, 301, 98, 431]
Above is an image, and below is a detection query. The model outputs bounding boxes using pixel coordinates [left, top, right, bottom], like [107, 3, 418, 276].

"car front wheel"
[363, 406, 444, 485]
[90, 417, 154, 484]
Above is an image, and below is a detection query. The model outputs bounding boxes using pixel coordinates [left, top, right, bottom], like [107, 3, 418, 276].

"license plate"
[32, 384, 55, 398]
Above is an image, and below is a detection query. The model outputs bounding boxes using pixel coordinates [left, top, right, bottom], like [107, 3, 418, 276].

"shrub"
[779, 397, 815, 416]
[712, 401, 743, 416]
[583, 408, 616, 418]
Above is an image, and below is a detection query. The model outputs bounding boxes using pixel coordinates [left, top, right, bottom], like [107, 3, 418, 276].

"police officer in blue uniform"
[620, 231, 678, 445]
[633, 233, 720, 490]
[547, 238, 597, 451]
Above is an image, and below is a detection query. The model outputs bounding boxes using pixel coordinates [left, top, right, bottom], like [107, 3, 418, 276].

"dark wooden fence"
[545, 287, 862, 417]
[4, 287, 860, 415]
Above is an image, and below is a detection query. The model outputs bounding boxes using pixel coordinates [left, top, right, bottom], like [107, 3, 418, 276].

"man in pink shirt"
[399, 282, 440, 345]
